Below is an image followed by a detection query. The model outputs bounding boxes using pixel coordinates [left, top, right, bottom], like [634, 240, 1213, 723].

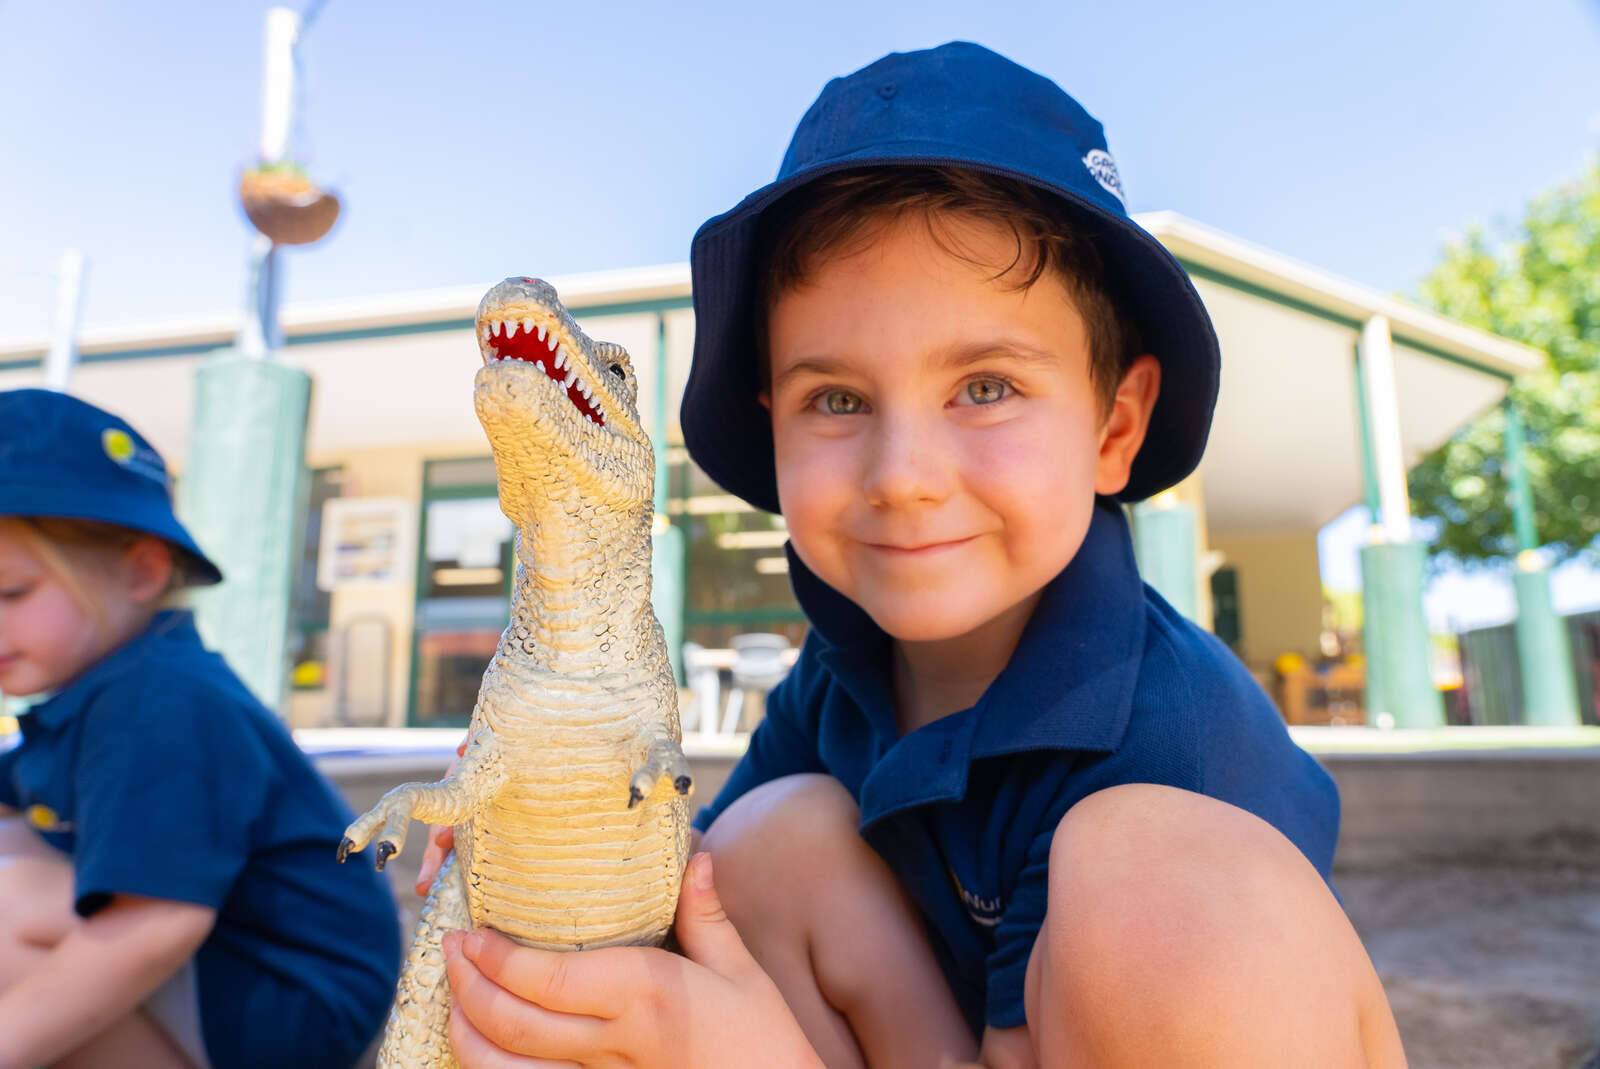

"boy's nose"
[861, 411, 954, 510]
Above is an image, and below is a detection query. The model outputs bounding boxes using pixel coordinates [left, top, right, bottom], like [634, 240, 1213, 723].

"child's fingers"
[415, 826, 455, 896]
[448, 998, 586, 1069]
[454, 929, 635, 1020]
[444, 933, 608, 1061]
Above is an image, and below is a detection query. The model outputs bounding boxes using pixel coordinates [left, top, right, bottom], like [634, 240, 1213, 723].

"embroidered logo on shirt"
[946, 866, 1004, 928]
[25, 803, 72, 833]
[1083, 149, 1126, 206]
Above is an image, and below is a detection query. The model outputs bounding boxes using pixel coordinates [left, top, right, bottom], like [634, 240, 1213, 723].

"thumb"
[674, 852, 754, 976]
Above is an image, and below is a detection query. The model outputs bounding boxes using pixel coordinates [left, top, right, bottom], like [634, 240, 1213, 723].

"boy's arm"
[0, 893, 215, 1069]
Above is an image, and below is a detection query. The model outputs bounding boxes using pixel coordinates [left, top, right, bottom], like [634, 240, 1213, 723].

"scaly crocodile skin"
[340, 277, 692, 1068]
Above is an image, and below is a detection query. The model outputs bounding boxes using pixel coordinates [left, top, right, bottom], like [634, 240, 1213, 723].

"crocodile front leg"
[339, 726, 507, 870]
[626, 721, 693, 808]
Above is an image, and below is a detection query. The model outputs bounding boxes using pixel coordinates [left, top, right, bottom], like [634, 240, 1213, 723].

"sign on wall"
[317, 497, 416, 590]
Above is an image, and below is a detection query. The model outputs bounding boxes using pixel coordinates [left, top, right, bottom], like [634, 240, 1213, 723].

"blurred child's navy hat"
[0, 389, 223, 584]
[682, 41, 1221, 511]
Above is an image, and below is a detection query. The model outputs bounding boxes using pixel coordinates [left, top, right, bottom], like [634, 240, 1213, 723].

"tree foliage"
[1409, 162, 1600, 567]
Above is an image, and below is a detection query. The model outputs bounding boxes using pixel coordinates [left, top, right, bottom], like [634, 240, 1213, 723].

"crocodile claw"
[376, 841, 397, 871]
[674, 775, 693, 796]
[627, 785, 645, 809]
[336, 837, 355, 864]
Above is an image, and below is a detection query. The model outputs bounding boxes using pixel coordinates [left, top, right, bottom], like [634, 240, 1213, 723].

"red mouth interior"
[490, 321, 607, 427]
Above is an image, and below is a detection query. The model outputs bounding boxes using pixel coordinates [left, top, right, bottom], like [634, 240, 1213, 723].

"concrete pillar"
[1354, 318, 1444, 728]
[1504, 402, 1581, 725]
[177, 353, 312, 711]
[1132, 491, 1199, 621]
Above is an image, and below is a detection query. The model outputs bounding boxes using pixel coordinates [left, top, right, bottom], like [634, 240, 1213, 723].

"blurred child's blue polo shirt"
[694, 500, 1340, 1034]
[0, 610, 400, 1068]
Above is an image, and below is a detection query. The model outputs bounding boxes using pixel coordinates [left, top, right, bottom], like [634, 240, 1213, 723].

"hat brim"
[682, 147, 1220, 513]
[0, 483, 224, 585]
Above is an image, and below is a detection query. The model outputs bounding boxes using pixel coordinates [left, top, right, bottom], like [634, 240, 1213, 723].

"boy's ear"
[757, 391, 772, 411]
[123, 536, 176, 604]
[1094, 354, 1162, 497]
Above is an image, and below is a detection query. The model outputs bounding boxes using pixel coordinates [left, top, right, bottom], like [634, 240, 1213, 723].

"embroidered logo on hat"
[1083, 149, 1125, 206]
[102, 428, 169, 487]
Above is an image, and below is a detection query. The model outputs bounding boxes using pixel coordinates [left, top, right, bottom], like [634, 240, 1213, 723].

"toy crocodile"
[339, 276, 692, 1068]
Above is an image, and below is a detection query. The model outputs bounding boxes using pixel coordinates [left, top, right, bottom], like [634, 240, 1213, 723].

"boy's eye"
[815, 390, 864, 415]
[961, 378, 1011, 405]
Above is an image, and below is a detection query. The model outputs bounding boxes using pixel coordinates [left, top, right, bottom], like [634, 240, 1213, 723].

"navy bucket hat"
[0, 389, 223, 585]
[682, 41, 1220, 512]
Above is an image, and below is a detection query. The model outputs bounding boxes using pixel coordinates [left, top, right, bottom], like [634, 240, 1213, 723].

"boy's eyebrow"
[772, 341, 1059, 390]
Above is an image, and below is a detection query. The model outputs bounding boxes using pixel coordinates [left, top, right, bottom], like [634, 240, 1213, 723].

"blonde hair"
[0, 517, 192, 622]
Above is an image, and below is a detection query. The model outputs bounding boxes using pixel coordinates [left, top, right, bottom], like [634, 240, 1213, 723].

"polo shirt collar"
[25, 610, 196, 730]
[787, 498, 1146, 757]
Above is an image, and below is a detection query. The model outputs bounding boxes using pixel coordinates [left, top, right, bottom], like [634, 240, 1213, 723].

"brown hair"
[753, 166, 1143, 415]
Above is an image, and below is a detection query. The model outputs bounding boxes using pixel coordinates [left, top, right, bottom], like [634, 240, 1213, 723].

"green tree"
[1409, 162, 1600, 566]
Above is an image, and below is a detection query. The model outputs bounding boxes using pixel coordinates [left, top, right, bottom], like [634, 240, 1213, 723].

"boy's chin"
[865, 596, 1006, 644]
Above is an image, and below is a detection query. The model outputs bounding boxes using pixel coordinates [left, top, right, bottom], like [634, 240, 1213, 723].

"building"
[0, 215, 1551, 729]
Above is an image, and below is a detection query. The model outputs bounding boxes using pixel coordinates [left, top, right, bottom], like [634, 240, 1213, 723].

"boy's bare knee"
[702, 773, 859, 873]
[1036, 784, 1376, 1064]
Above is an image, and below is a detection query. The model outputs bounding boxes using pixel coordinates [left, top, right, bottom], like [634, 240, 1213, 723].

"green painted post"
[1131, 497, 1199, 622]
[177, 351, 312, 712]
[648, 312, 685, 686]
[1358, 541, 1445, 728]
[1504, 401, 1581, 725]
[1352, 326, 1444, 728]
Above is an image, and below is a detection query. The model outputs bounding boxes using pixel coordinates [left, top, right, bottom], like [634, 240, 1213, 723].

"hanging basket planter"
[239, 164, 342, 246]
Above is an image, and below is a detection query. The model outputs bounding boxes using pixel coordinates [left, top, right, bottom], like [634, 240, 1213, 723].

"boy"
[440, 42, 1405, 1067]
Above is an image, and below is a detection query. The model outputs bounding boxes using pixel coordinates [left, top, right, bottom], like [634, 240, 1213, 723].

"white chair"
[680, 641, 722, 735]
[720, 633, 794, 734]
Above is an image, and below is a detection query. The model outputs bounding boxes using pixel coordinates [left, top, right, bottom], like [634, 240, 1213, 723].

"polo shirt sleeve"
[691, 632, 827, 833]
[70, 671, 272, 917]
[0, 743, 19, 811]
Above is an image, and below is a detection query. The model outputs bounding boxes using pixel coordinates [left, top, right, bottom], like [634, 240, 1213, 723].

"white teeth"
[536, 324, 547, 342]
[546, 333, 557, 352]
[580, 380, 592, 399]
[554, 347, 566, 370]
[522, 317, 535, 336]
[492, 320, 504, 337]
[563, 369, 576, 388]
[534, 359, 544, 372]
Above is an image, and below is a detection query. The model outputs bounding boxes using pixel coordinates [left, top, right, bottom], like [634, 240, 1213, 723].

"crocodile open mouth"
[483, 317, 608, 428]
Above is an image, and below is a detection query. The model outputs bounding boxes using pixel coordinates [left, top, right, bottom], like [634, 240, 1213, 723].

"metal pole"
[1357, 316, 1411, 543]
[1503, 399, 1581, 725]
[44, 250, 87, 391]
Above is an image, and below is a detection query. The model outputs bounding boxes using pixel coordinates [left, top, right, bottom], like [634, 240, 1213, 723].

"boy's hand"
[415, 735, 469, 897]
[444, 853, 824, 1069]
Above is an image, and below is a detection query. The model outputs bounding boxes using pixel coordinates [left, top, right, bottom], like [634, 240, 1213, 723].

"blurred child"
[0, 388, 400, 1069]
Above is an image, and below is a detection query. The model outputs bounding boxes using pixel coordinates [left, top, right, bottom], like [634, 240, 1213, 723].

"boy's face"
[761, 212, 1158, 646]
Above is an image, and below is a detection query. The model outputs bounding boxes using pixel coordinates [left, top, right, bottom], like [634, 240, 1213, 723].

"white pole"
[260, 8, 300, 163]
[1358, 315, 1412, 543]
[44, 249, 87, 392]
[244, 7, 299, 360]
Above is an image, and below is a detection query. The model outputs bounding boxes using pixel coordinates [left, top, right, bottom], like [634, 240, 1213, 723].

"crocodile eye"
[608, 363, 625, 379]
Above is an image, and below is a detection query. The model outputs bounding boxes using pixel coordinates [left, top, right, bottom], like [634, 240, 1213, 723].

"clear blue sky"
[3, 0, 1598, 624]
[3, 0, 1597, 337]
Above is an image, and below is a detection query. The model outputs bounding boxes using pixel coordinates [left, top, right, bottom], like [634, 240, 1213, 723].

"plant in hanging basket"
[239, 160, 342, 246]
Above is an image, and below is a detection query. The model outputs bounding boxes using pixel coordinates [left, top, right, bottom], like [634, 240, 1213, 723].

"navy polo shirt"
[694, 500, 1340, 1034]
[0, 611, 400, 1068]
